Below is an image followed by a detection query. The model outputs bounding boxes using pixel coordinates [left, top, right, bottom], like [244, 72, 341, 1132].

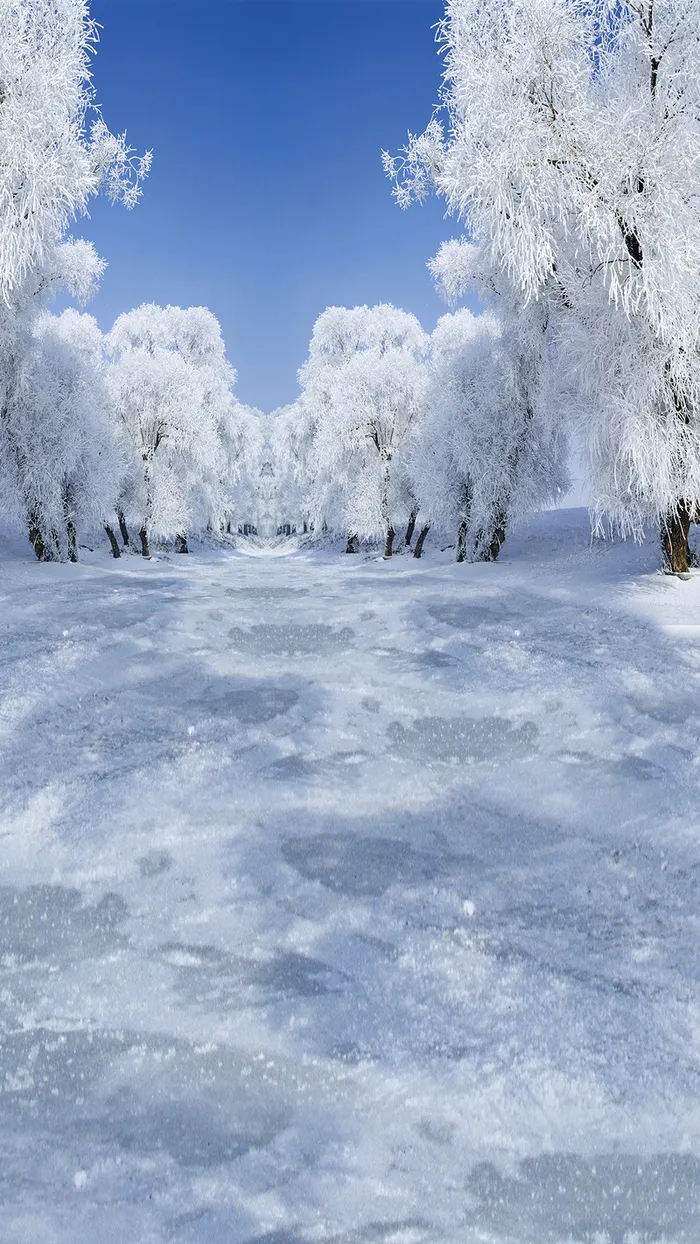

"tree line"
[271, 0, 700, 573]
[0, 0, 261, 562]
[4, 0, 700, 573]
[269, 299, 564, 562]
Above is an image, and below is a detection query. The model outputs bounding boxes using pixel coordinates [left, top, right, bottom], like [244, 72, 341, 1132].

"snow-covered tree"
[0, 0, 149, 557]
[106, 305, 234, 557]
[220, 401, 266, 536]
[386, 0, 700, 572]
[268, 403, 311, 536]
[6, 309, 124, 560]
[295, 308, 371, 545]
[299, 304, 429, 556]
[0, 0, 149, 302]
[412, 298, 567, 561]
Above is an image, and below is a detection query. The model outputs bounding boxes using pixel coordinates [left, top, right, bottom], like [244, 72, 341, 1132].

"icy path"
[1, 511, 700, 1243]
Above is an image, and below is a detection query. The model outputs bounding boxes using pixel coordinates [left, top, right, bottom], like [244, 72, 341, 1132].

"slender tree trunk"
[405, 508, 418, 547]
[28, 511, 47, 562]
[66, 518, 78, 563]
[61, 484, 78, 562]
[456, 518, 469, 563]
[455, 480, 473, 564]
[377, 450, 395, 559]
[413, 524, 430, 559]
[140, 457, 156, 560]
[175, 533, 189, 554]
[104, 524, 121, 558]
[117, 509, 130, 547]
[661, 502, 694, 573]
[488, 519, 507, 562]
[479, 514, 507, 562]
[345, 533, 359, 554]
[27, 511, 61, 562]
[472, 506, 507, 563]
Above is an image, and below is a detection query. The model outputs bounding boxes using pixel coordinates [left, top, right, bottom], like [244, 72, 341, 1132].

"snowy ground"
[1, 509, 700, 1244]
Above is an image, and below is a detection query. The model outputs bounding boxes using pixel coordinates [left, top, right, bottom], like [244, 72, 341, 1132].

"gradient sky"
[67, 0, 472, 411]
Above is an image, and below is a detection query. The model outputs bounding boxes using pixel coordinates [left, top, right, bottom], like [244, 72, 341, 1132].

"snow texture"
[1, 509, 699, 1242]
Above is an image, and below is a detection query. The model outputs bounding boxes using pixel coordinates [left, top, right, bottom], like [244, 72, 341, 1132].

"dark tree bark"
[117, 509, 130, 547]
[66, 518, 78, 563]
[470, 506, 508, 563]
[28, 512, 47, 562]
[104, 524, 121, 558]
[456, 518, 469, 563]
[175, 534, 189, 554]
[477, 514, 507, 562]
[405, 509, 418, 547]
[384, 527, 395, 559]
[455, 480, 473, 564]
[413, 524, 430, 558]
[139, 525, 151, 559]
[345, 533, 359, 554]
[661, 502, 694, 574]
[61, 485, 78, 562]
[28, 512, 61, 562]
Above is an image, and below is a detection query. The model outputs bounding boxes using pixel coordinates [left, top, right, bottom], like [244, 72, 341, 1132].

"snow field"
[1, 509, 700, 1242]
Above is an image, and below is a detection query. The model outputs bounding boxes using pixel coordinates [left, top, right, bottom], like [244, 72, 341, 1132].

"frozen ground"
[1, 508, 700, 1244]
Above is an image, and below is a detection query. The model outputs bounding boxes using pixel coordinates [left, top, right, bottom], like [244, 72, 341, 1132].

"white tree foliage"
[8, 309, 124, 558]
[269, 401, 313, 536]
[220, 400, 266, 536]
[106, 305, 237, 549]
[386, 0, 700, 560]
[0, 0, 150, 303]
[0, 0, 149, 558]
[412, 298, 567, 559]
[298, 304, 429, 550]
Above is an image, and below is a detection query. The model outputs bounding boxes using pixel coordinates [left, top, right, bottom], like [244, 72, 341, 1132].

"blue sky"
[73, 0, 467, 411]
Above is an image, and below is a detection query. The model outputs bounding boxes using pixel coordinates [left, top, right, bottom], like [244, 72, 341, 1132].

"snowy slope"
[1, 509, 699, 1243]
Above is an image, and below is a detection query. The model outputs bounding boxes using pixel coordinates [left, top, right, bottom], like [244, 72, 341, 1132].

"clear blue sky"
[72, 0, 468, 411]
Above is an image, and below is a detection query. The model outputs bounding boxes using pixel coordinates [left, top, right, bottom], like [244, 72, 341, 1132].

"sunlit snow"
[1, 510, 699, 1243]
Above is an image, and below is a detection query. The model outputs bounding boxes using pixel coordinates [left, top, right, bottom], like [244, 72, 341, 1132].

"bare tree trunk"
[28, 512, 47, 562]
[104, 524, 121, 558]
[413, 524, 430, 558]
[456, 518, 469, 563]
[473, 506, 507, 562]
[28, 511, 61, 562]
[345, 533, 359, 554]
[175, 533, 189, 554]
[661, 502, 694, 573]
[66, 518, 78, 563]
[61, 485, 78, 562]
[117, 509, 130, 547]
[140, 457, 156, 560]
[379, 451, 394, 559]
[478, 516, 507, 562]
[488, 519, 507, 562]
[455, 480, 473, 563]
[405, 508, 418, 547]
